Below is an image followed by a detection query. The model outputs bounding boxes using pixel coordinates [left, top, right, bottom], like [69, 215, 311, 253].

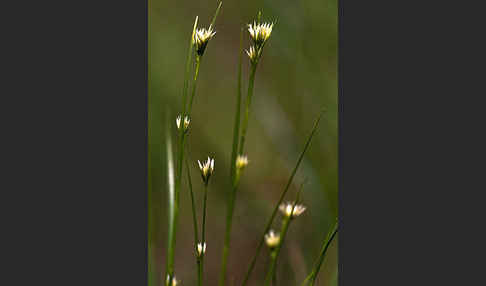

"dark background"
[149, 0, 338, 285]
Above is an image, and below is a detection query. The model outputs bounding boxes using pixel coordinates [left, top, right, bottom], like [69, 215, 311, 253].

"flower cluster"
[198, 157, 215, 185]
[194, 26, 216, 56]
[279, 202, 306, 218]
[176, 114, 190, 132]
[236, 155, 249, 170]
[248, 21, 273, 48]
[196, 242, 206, 257]
[264, 230, 280, 249]
[246, 21, 274, 63]
[166, 275, 178, 286]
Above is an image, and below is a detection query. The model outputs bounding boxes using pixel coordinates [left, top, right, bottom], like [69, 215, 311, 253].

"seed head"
[248, 21, 273, 47]
[246, 46, 258, 63]
[196, 242, 206, 257]
[264, 230, 280, 249]
[193, 25, 216, 56]
[279, 202, 306, 218]
[236, 155, 249, 170]
[176, 114, 190, 132]
[198, 157, 215, 184]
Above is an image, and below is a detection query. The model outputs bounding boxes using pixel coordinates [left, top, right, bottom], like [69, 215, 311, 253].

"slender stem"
[218, 27, 244, 286]
[241, 111, 324, 286]
[264, 184, 305, 286]
[188, 56, 201, 115]
[198, 259, 202, 286]
[185, 156, 202, 286]
[238, 62, 258, 155]
[229, 27, 244, 182]
[200, 183, 209, 286]
[300, 221, 339, 286]
[186, 157, 199, 245]
[182, 17, 199, 117]
[264, 216, 290, 286]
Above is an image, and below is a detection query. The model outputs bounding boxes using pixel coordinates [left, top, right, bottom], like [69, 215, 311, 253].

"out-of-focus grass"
[149, 0, 337, 285]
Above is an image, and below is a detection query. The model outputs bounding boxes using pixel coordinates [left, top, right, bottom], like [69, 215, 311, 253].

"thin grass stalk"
[263, 184, 304, 286]
[200, 183, 209, 285]
[182, 17, 199, 117]
[241, 110, 324, 286]
[184, 156, 202, 286]
[166, 16, 198, 284]
[185, 156, 199, 246]
[187, 56, 201, 115]
[300, 221, 339, 286]
[218, 27, 244, 286]
[238, 62, 257, 155]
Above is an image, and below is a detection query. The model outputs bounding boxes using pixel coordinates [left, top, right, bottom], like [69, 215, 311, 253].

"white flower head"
[193, 25, 216, 56]
[166, 275, 178, 286]
[246, 46, 258, 63]
[279, 202, 306, 218]
[264, 230, 280, 249]
[248, 21, 273, 47]
[176, 114, 190, 132]
[236, 155, 249, 170]
[196, 242, 206, 257]
[198, 156, 215, 184]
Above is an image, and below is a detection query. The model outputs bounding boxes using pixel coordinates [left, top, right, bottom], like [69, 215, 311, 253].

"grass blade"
[165, 119, 177, 281]
[302, 221, 339, 286]
[241, 110, 325, 286]
[210, 2, 223, 29]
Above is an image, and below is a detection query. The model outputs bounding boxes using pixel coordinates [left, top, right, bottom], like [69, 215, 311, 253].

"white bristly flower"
[264, 230, 280, 249]
[193, 25, 216, 56]
[198, 156, 215, 184]
[166, 275, 178, 286]
[196, 242, 206, 257]
[279, 202, 306, 218]
[248, 21, 273, 47]
[235, 155, 249, 170]
[246, 46, 258, 63]
[176, 114, 190, 132]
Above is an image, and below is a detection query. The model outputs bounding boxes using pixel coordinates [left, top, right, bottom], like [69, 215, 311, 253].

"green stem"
[198, 258, 202, 286]
[264, 216, 291, 286]
[238, 62, 258, 155]
[241, 111, 324, 286]
[218, 27, 244, 286]
[264, 184, 305, 286]
[186, 157, 199, 245]
[200, 183, 209, 286]
[187, 56, 201, 115]
[182, 17, 198, 117]
[185, 156, 202, 286]
[300, 221, 339, 286]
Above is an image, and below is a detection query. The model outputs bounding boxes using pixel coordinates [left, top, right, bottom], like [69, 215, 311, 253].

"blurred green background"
[149, 0, 337, 285]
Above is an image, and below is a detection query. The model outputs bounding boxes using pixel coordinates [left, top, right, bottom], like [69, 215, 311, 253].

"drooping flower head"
[198, 156, 215, 185]
[264, 230, 280, 249]
[193, 25, 216, 56]
[279, 202, 306, 218]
